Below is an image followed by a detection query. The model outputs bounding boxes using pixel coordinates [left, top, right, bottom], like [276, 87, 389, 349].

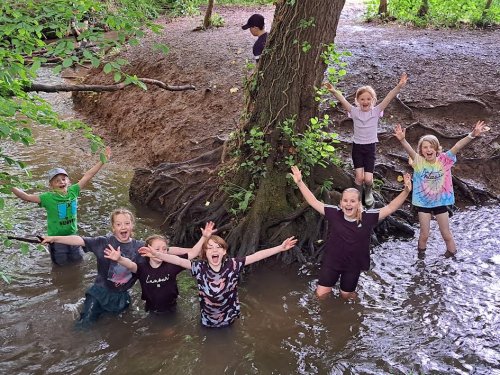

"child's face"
[112, 213, 134, 242]
[357, 92, 375, 111]
[49, 174, 70, 192]
[340, 191, 361, 219]
[249, 26, 260, 36]
[205, 239, 227, 269]
[148, 239, 168, 263]
[420, 140, 438, 162]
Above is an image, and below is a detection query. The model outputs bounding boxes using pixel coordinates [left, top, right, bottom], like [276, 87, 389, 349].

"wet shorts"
[318, 267, 361, 293]
[49, 243, 83, 266]
[415, 205, 448, 216]
[352, 142, 376, 172]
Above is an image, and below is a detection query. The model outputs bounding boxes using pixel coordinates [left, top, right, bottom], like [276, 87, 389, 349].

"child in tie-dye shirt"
[394, 121, 490, 257]
[140, 235, 297, 328]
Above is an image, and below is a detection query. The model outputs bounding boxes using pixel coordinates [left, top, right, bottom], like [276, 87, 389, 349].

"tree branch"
[25, 79, 196, 93]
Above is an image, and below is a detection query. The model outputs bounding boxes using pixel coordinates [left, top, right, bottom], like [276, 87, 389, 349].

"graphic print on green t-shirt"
[39, 184, 81, 236]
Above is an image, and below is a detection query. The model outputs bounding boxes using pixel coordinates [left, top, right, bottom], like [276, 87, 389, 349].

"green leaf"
[113, 72, 121, 82]
[103, 63, 113, 74]
[91, 57, 100, 68]
[62, 57, 73, 68]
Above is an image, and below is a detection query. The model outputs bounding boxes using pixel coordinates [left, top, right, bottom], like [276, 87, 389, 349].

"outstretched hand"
[41, 236, 53, 244]
[290, 166, 302, 184]
[280, 236, 298, 252]
[323, 82, 337, 93]
[394, 124, 406, 141]
[403, 173, 412, 192]
[138, 246, 157, 258]
[201, 221, 217, 238]
[470, 120, 489, 137]
[104, 146, 112, 161]
[104, 244, 121, 261]
[398, 72, 408, 88]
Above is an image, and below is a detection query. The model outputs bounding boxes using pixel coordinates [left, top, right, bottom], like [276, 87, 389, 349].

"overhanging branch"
[25, 78, 196, 93]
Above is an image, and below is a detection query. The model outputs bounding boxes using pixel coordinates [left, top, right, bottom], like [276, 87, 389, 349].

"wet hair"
[145, 234, 169, 248]
[416, 135, 442, 157]
[341, 188, 363, 223]
[354, 86, 377, 108]
[200, 235, 228, 261]
[110, 208, 135, 227]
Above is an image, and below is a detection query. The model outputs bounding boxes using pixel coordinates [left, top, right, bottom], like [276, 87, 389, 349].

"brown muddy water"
[1, 69, 499, 374]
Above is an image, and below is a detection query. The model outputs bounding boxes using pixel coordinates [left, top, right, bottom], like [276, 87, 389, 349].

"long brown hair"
[200, 235, 228, 261]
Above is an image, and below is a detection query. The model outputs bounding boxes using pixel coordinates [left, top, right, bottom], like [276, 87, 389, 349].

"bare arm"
[324, 82, 353, 112]
[290, 166, 325, 215]
[379, 173, 412, 220]
[11, 187, 41, 203]
[77, 146, 111, 189]
[168, 221, 216, 259]
[139, 246, 192, 270]
[42, 235, 85, 246]
[394, 124, 417, 160]
[245, 236, 298, 266]
[104, 244, 137, 273]
[450, 121, 489, 155]
[378, 73, 408, 111]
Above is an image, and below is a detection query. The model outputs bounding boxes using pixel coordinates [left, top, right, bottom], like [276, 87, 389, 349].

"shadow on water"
[1, 69, 499, 374]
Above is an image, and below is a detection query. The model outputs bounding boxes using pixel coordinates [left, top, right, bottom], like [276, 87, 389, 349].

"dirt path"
[73, 2, 499, 200]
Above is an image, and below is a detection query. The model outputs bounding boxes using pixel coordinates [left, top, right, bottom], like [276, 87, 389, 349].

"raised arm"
[104, 244, 137, 273]
[379, 173, 412, 220]
[168, 221, 216, 259]
[139, 246, 192, 270]
[378, 73, 408, 111]
[77, 146, 111, 189]
[450, 121, 489, 155]
[42, 235, 85, 247]
[324, 82, 353, 112]
[394, 124, 417, 160]
[245, 236, 298, 266]
[11, 188, 41, 203]
[290, 166, 325, 215]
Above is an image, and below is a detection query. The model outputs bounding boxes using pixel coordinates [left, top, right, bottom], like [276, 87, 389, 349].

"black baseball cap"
[242, 14, 265, 30]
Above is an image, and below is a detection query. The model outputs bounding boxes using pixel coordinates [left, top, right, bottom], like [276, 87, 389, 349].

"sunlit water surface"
[1, 70, 499, 375]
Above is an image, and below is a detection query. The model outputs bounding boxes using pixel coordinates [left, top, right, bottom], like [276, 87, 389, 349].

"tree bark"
[418, 0, 429, 17]
[378, 0, 388, 16]
[203, 0, 215, 29]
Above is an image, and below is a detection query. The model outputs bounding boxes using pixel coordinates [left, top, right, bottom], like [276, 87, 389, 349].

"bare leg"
[354, 167, 364, 187]
[316, 285, 333, 299]
[340, 290, 357, 301]
[435, 212, 457, 255]
[417, 212, 432, 251]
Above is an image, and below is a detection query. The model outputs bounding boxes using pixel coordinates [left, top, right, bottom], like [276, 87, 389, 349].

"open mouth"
[211, 254, 220, 263]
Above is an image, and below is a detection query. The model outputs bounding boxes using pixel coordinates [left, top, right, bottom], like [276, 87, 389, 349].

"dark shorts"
[352, 142, 376, 172]
[318, 267, 361, 293]
[415, 205, 448, 216]
[49, 243, 83, 266]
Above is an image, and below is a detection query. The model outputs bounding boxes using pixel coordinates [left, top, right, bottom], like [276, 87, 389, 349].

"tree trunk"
[130, 0, 350, 259]
[418, 0, 429, 17]
[203, 0, 215, 29]
[378, 0, 388, 16]
[482, 0, 493, 19]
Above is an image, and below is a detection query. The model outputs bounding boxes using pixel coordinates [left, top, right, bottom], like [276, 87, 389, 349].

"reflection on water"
[1, 70, 499, 374]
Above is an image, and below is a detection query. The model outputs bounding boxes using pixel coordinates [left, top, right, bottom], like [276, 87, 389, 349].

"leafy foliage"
[366, 0, 500, 27]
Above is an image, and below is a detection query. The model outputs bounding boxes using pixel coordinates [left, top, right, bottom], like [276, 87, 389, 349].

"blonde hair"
[201, 235, 228, 261]
[145, 234, 169, 247]
[354, 86, 377, 107]
[416, 135, 442, 157]
[110, 208, 135, 228]
[342, 188, 363, 223]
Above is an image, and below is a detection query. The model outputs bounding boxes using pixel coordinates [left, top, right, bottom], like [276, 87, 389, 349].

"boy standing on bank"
[11, 147, 111, 266]
[242, 13, 268, 62]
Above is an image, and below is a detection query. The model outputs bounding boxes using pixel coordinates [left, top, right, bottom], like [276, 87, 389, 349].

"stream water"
[0, 69, 499, 374]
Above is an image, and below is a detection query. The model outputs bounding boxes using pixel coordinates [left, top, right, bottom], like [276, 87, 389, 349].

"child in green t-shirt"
[11, 147, 111, 265]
